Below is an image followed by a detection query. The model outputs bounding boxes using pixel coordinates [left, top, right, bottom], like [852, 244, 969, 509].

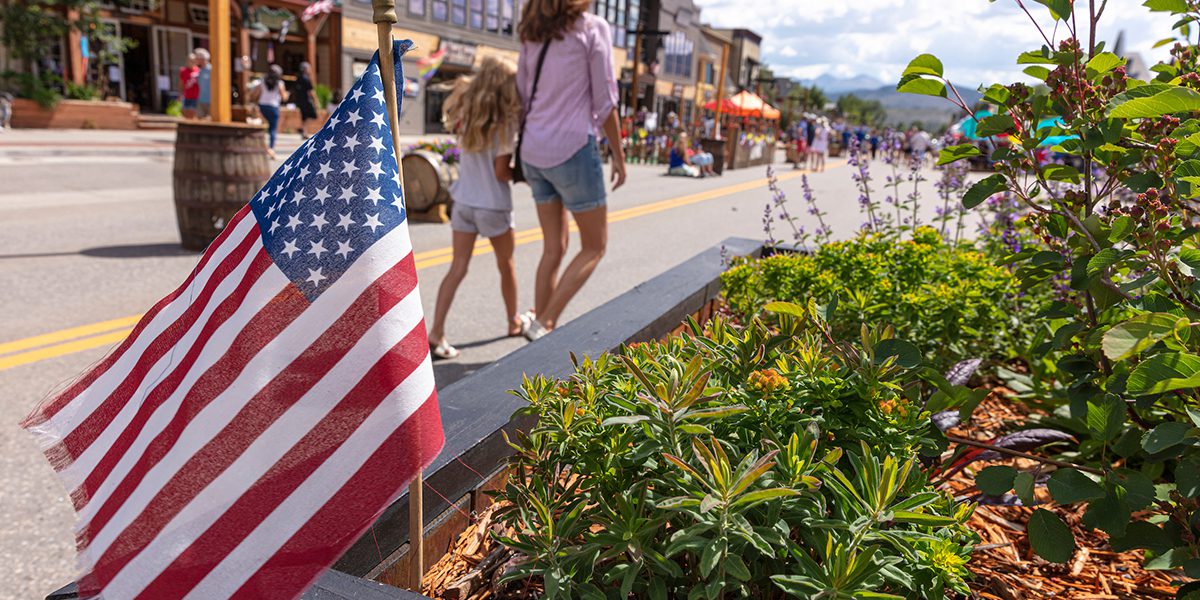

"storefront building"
[19, 0, 342, 115]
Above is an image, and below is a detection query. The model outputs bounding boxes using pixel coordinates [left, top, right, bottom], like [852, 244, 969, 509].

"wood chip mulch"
[419, 387, 1184, 599]
[948, 388, 1180, 599]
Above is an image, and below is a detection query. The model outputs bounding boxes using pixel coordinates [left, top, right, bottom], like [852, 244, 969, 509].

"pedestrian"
[910, 127, 932, 167]
[666, 132, 699, 178]
[809, 119, 829, 172]
[179, 53, 200, 118]
[516, 0, 626, 340]
[427, 57, 524, 360]
[293, 62, 320, 139]
[194, 48, 212, 119]
[249, 65, 288, 158]
[0, 91, 13, 131]
[869, 128, 880, 160]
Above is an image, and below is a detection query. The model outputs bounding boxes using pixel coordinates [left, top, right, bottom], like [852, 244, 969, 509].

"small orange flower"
[748, 369, 790, 394]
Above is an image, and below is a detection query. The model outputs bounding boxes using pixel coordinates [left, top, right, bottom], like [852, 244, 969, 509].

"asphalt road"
[0, 130, 958, 599]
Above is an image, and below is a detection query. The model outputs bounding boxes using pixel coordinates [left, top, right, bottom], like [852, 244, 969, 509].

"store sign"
[672, 84, 684, 97]
[441, 40, 478, 67]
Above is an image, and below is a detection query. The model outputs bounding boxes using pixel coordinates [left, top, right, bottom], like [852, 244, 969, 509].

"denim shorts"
[183, 98, 198, 109]
[522, 137, 607, 213]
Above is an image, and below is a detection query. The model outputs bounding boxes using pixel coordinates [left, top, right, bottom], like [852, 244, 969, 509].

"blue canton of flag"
[249, 40, 412, 301]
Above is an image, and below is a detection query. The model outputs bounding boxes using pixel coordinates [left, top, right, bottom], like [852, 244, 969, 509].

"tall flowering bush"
[898, 0, 1200, 586]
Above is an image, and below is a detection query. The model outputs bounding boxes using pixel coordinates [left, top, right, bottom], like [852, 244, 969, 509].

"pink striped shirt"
[516, 13, 619, 169]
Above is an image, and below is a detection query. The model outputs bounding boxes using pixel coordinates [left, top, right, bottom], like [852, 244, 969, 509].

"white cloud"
[695, 0, 1179, 86]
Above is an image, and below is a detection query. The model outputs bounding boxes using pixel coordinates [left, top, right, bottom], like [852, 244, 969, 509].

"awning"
[704, 90, 780, 119]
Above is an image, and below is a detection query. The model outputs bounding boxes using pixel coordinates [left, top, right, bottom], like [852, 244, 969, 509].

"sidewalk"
[0, 128, 452, 158]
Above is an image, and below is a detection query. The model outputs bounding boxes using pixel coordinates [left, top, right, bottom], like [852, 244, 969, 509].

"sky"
[692, 0, 1182, 87]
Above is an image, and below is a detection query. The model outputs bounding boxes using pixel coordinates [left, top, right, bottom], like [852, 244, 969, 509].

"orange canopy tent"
[704, 90, 781, 120]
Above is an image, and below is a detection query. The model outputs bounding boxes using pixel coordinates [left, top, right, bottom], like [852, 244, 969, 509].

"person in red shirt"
[179, 53, 200, 118]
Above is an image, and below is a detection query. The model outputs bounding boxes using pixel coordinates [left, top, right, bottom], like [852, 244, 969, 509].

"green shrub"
[165, 99, 183, 117]
[722, 227, 1035, 368]
[495, 309, 977, 599]
[314, 83, 333, 109]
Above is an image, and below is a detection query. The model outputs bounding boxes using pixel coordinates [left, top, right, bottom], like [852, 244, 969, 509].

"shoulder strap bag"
[511, 40, 551, 184]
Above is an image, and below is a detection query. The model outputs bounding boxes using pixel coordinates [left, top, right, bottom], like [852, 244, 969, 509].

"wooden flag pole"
[370, 0, 422, 591]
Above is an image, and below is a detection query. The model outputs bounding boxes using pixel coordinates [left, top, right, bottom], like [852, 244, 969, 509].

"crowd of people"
[787, 117, 940, 169]
[178, 55, 322, 158]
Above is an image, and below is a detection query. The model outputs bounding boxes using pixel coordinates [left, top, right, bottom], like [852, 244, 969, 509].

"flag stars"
[343, 134, 362, 153]
[371, 88, 386, 104]
[336, 212, 356, 231]
[316, 161, 333, 178]
[280, 239, 300, 258]
[298, 164, 311, 180]
[339, 185, 356, 203]
[346, 109, 363, 127]
[335, 240, 355, 259]
[285, 214, 303, 231]
[310, 212, 329, 231]
[321, 138, 337, 153]
[370, 111, 387, 128]
[341, 160, 360, 177]
[305, 267, 327, 287]
[369, 138, 386, 154]
[313, 186, 331, 204]
[365, 187, 384, 205]
[347, 87, 364, 103]
[308, 240, 329, 259]
[363, 213, 384, 233]
[329, 112, 342, 128]
[366, 161, 385, 178]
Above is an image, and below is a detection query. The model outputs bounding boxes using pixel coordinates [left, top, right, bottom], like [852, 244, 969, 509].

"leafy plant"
[494, 308, 978, 599]
[314, 83, 333, 110]
[898, 0, 1200, 585]
[165, 99, 183, 118]
[722, 227, 1040, 368]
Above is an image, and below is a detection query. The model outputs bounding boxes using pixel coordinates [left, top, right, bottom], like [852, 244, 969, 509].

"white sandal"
[430, 339, 460, 360]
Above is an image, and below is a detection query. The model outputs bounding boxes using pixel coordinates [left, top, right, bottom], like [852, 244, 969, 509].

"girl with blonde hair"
[515, 0, 626, 340]
[427, 56, 524, 359]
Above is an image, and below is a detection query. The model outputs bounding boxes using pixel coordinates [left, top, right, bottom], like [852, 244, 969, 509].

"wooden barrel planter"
[400, 150, 456, 223]
[173, 122, 272, 250]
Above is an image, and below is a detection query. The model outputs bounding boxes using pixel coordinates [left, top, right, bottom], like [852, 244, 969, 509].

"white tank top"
[259, 82, 282, 107]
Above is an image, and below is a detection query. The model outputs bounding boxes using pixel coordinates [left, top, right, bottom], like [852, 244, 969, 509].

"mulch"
[418, 388, 1183, 599]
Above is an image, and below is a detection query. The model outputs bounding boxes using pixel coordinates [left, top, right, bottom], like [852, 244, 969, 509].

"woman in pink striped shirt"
[516, 0, 627, 340]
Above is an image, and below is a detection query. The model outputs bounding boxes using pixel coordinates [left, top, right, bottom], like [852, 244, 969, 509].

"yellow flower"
[748, 369, 790, 394]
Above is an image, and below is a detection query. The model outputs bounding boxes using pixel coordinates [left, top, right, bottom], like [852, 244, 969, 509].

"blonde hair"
[518, 0, 590, 43]
[442, 56, 520, 153]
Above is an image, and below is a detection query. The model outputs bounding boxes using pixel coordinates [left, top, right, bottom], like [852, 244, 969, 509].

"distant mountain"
[803, 73, 886, 94]
[831, 83, 985, 131]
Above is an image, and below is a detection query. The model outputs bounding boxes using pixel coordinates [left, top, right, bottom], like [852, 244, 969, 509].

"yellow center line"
[0, 164, 838, 371]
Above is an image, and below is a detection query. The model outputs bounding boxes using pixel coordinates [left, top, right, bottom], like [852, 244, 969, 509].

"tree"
[835, 93, 887, 127]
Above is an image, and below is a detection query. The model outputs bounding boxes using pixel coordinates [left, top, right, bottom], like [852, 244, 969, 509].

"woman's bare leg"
[488, 228, 522, 335]
[537, 205, 607, 330]
[534, 201, 569, 315]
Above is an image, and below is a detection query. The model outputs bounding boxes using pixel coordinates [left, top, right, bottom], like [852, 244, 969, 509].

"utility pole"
[630, 32, 642, 115]
[714, 38, 728, 138]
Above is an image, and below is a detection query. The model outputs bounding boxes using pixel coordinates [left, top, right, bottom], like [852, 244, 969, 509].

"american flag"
[21, 41, 442, 599]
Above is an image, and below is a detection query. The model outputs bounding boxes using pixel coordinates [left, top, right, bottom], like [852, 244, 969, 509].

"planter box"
[10, 98, 139, 130]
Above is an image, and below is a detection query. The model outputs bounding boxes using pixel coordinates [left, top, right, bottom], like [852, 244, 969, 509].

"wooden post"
[714, 39, 728, 139]
[370, 0, 420, 590]
[66, 9, 86, 86]
[209, 0, 232, 122]
[303, 14, 329, 83]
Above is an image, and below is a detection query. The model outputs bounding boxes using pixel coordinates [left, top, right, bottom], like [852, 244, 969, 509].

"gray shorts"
[450, 204, 514, 238]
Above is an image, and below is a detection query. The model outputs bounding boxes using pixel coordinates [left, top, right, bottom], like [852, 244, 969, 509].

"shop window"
[500, 0, 515, 35]
[663, 31, 693, 78]
[469, 0, 483, 28]
[451, 0, 466, 25]
[485, 0, 499, 32]
[188, 3, 208, 24]
[408, 0, 425, 16]
[432, 0, 448, 21]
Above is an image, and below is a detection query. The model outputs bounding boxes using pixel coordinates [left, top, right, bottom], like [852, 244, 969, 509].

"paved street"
[0, 129, 958, 598]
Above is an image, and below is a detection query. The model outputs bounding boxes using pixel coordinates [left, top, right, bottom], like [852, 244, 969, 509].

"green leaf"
[976, 465, 1018, 495]
[1028, 508, 1076, 563]
[763, 301, 807, 319]
[1034, 0, 1072, 20]
[1087, 248, 1126, 275]
[896, 74, 946, 97]
[976, 114, 1017, 137]
[1047, 468, 1105, 504]
[1083, 485, 1132, 537]
[699, 541, 721, 577]
[1109, 216, 1135, 242]
[963, 174, 1008, 209]
[1144, 0, 1189, 12]
[1127, 352, 1200, 395]
[602, 415, 651, 427]
[874, 339, 922, 369]
[1015, 471, 1036, 505]
[1102, 313, 1189, 360]
[902, 53, 944, 77]
[1043, 163, 1082, 184]
[1024, 65, 1051, 80]
[1110, 86, 1200, 119]
[1087, 394, 1127, 441]
[1086, 52, 1125, 75]
[1178, 456, 1200, 496]
[1142, 421, 1194, 453]
[725, 553, 751, 581]
[732, 487, 802, 508]
[937, 143, 981, 166]
[891, 510, 959, 526]
[1018, 50, 1056, 64]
